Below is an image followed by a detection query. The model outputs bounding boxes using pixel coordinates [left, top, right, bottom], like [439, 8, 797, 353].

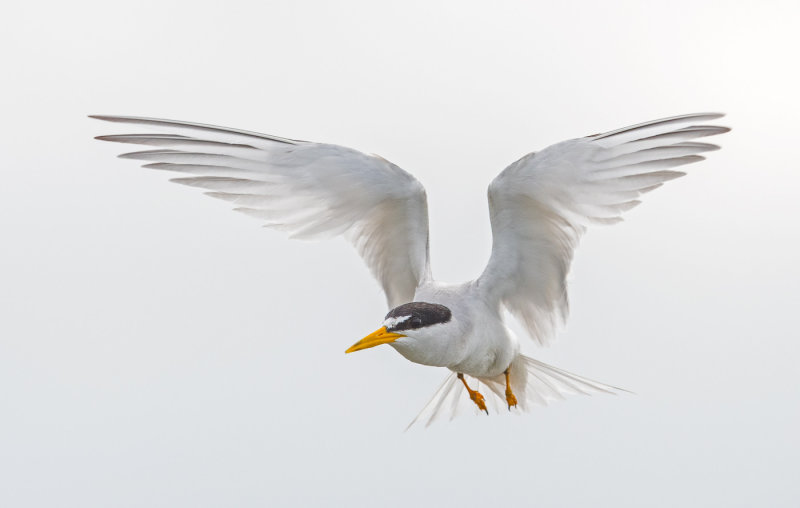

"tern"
[92, 112, 727, 427]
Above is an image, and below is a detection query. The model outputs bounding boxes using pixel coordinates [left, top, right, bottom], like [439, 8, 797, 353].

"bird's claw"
[469, 390, 489, 414]
[505, 388, 518, 410]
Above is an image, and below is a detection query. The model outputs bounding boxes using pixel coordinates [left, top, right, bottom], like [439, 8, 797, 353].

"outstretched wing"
[479, 113, 729, 345]
[92, 115, 431, 308]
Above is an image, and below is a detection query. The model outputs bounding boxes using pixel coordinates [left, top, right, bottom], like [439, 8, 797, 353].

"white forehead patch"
[382, 315, 411, 329]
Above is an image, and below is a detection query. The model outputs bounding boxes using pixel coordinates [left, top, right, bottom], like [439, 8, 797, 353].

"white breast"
[389, 281, 519, 377]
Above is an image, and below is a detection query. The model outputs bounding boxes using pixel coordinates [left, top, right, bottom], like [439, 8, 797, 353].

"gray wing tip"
[684, 154, 706, 163]
[169, 177, 203, 187]
[687, 125, 731, 134]
[117, 149, 180, 159]
[695, 111, 725, 119]
[89, 114, 302, 145]
[677, 112, 726, 121]
[95, 134, 124, 142]
[142, 162, 171, 170]
[95, 134, 193, 142]
[691, 125, 731, 135]
[89, 114, 128, 122]
[591, 112, 730, 141]
[687, 142, 721, 151]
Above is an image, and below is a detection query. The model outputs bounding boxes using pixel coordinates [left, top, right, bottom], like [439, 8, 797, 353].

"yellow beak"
[345, 327, 405, 354]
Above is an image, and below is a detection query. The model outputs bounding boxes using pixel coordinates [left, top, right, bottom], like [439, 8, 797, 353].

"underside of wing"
[92, 115, 431, 307]
[479, 113, 729, 345]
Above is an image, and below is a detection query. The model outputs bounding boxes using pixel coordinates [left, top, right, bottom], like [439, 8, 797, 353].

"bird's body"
[93, 112, 728, 427]
[401, 281, 517, 378]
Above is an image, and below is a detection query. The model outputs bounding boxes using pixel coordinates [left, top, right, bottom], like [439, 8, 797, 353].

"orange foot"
[505, 387, 518, 410]
[505, 368, 518, 410]
[458, 373, 489, 414]
[469, 390, 488, 413]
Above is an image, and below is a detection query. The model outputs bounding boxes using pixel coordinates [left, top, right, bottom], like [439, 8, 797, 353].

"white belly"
[446, 318, 519, 378]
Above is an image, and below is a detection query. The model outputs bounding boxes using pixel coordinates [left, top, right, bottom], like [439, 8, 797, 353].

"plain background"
[2, 0, 799, 506]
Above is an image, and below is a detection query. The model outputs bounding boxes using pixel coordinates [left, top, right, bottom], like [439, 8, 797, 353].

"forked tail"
[406, 354, 629, 429]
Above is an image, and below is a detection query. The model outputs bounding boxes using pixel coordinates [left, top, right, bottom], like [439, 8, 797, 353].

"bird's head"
[345, 302, 452, 354]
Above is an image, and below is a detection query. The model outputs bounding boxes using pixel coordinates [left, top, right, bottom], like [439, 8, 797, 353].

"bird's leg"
[504, 367, 518, 410]
[457, 373, 488, 414]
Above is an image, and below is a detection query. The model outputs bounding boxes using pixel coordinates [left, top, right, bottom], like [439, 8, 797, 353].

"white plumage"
[93, 112, 728, 427]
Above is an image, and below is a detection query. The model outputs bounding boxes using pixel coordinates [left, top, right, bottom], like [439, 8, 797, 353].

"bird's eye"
[411, 317, 423, 328]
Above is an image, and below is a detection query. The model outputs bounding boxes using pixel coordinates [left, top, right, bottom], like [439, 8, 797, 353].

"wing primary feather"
[119, 150, 266, 171]
[605, 127, 729, 156]
[590, 155, 705, 178]
[590, 112, 724, 140]
[634, 125, 730, 144]
[142, 162, 264, 179]
[170, 176, 265, 192]
[97, 133, 258, 150]
[592, 142, 720, 164]
[89, 114, 301, 145]
[118, 149, 183, 159]
[96, 133, 193, 142]
[613, 170, 687, 189]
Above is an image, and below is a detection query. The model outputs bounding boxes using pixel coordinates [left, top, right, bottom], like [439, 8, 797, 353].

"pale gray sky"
[2, 0, 799, 506]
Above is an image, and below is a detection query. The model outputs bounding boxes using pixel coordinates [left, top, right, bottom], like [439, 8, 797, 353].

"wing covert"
[92, 115, 431, 308]
[479, 113, 728, 345]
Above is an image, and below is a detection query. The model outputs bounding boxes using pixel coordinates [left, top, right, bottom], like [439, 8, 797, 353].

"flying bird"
[92, 112, 728, 427]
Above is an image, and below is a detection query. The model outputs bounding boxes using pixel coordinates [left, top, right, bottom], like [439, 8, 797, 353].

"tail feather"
[405, 372, 462, 430]
[406, 354, 628, 429]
